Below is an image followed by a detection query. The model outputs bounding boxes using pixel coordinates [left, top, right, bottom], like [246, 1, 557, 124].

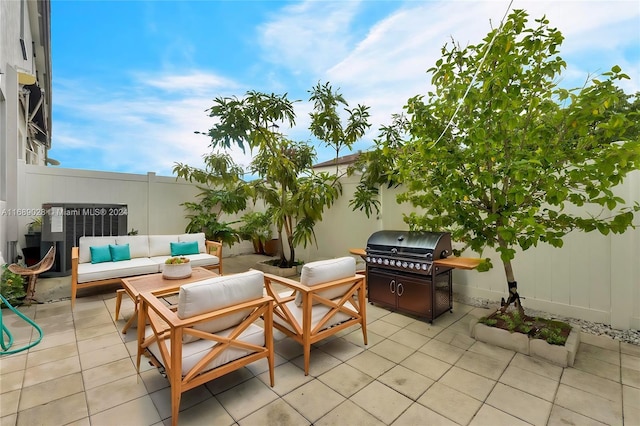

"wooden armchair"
[8, 244, 56, 303]
[263, 257, 367, 375]
[136, 270, 274, 426]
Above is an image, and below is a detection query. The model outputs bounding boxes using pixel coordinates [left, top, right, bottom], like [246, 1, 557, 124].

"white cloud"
[50, 71, 254, 176]
[141, 71, 240, 94]
[258, 0, 362, 75]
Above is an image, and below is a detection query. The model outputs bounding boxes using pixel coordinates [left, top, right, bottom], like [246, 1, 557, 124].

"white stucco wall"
[14, 163, 640, 330]
[18, 165, 254, 257]
[304, 170, 640, 330]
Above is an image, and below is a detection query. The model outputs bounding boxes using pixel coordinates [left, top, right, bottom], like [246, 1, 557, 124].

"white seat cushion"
[275, 292, 357, 334]
[76, 258, 159, 283]
[178, 270, 264, 342]
[145, 322, 265, 377]
[295, 257, 356, 306]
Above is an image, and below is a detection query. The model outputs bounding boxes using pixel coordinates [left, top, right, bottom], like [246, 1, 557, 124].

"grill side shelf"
[433, 257, 482, 270]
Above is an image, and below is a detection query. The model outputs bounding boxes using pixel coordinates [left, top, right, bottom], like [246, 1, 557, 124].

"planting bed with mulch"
[479, 309, 572, 346]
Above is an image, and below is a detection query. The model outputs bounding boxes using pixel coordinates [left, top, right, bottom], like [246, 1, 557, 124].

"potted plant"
[163, 257, 192, 279]
[27, 216, 42, 234]
[237, 211, 273, 254]
[25, 217, 43, 248]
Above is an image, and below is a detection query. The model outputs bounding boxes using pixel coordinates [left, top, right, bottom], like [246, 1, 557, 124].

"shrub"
[1, 264, 26, 307]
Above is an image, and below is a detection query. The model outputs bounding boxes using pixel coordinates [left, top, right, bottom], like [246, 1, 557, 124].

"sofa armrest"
[205, 240, 222, 256]
[205, 240, 223, 274]
[71, 247, 79, 308]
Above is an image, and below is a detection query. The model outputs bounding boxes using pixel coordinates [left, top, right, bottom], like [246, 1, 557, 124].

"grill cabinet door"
[396, 274, 432, 317]
[367, 268, 397, 309]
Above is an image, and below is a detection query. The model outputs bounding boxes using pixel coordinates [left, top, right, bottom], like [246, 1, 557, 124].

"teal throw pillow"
[90, 245, 112, 264]
[170, 241, 199, 256]
[109, 244, 131, 262]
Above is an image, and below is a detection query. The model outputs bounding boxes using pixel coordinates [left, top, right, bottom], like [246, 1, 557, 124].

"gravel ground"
[455, 293, 640, 346]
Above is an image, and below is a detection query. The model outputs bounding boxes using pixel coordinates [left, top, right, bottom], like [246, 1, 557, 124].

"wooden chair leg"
[115, 289, 136, 334]
[171, 382, 182, 426]
[25, 275, 37, 303]
[304, 343, 311, 376]
[115, 289, 124, 320]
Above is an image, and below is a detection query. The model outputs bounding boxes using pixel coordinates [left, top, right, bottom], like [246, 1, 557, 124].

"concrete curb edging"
[469, 316, 581, 367]
[252, 260, 298, 277]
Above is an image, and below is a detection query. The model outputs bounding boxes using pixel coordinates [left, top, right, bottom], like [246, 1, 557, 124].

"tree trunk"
[287, 234, 295, 268]
[497, 238, 525, 316]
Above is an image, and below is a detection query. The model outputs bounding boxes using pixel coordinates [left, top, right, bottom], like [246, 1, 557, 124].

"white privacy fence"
[16, 163, 640, 330]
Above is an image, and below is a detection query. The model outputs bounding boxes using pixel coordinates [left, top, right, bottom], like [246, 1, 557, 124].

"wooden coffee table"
[117, 267, 218, 333]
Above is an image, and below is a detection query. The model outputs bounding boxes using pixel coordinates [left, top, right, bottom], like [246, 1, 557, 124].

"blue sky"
[47, 0, 640, 177]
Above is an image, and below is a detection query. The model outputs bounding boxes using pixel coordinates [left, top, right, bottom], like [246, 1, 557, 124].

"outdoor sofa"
[70, 232, 222, 308]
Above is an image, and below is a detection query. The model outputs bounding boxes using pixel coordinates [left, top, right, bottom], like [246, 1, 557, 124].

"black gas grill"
[366, 230, 453, 322]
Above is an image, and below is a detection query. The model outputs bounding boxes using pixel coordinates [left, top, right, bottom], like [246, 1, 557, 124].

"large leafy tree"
[352, 10, 640, 314]
[309, 81, 371, 174]
[179, 89, 367, 267]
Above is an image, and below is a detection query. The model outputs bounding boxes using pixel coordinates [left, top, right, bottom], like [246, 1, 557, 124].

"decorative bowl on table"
[163, 257, 192, 279]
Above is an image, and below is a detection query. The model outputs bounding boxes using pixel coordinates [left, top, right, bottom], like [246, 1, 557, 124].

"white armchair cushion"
[115, 235, 150, 258]
[178, 233, 206, 253]
[295, 257, 356, 306]
[178, 270, 264, 342]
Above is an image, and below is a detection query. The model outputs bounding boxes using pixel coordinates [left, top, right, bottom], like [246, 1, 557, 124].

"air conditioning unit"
[41, 203, 128, 276]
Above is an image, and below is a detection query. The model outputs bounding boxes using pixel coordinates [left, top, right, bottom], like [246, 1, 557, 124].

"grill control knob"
[402, 262, 408, 268]
[383, 259, 389, 265]
[366, 256, 371, 263]
[409, 263, 414, 269]
[422, 264, 428, 271]
[390, 260, 396, 266]
[377, 258, 383, 264]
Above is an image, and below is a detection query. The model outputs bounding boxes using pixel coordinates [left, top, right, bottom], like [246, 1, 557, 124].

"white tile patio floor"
[1, 254, 639, 425]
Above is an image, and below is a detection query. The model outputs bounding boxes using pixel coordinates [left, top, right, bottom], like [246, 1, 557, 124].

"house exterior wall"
[1, 0, 51, 263]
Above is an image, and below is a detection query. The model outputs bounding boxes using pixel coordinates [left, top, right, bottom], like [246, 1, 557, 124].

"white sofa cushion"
[115, 235, 150, 258]
[178, 270, 264, 342]
[178, 233, 206, 253]
[79, 236, 117, 264]
[76, 258, 159, 283]
[148, 235, 180, 256]
[295, 257, 356, 306]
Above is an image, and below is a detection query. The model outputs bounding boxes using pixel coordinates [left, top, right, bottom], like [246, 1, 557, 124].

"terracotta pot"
[263, 239, 279, 256]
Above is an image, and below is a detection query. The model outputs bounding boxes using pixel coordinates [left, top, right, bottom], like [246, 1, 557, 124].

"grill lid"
[366, 230, 451, 260]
